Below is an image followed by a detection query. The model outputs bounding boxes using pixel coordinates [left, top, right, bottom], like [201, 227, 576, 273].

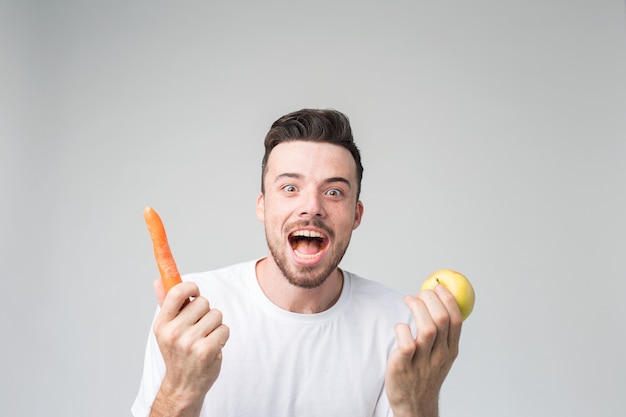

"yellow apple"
[421, 269, 475, 321]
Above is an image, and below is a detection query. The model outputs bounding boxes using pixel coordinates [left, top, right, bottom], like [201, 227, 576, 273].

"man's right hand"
[149, 280, 230, 417]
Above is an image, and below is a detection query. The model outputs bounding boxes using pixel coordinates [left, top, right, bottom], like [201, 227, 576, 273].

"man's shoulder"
[344, 270, 408, 311]
[182, 259, 258, 291]
[185, 259, 256, 278]
[345, 270, 405, 297]
[341, 270, 412, 326]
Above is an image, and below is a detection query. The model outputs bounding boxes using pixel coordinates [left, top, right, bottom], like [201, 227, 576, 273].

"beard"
[265, 220, 351, 289]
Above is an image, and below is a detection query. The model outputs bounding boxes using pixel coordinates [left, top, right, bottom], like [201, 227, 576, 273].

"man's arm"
[149, 280, 230, 417]
[385, 284, 462, 417]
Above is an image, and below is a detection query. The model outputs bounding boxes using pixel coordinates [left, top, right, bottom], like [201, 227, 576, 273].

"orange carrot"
[143, 206, 182, 293]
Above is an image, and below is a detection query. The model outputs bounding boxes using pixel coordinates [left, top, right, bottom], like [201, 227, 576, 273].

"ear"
[352, 200, 364, 230]
[256, 192, 265, 222]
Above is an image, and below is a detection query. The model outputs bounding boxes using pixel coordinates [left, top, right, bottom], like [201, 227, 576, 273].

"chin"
[283, 264, 332, 289]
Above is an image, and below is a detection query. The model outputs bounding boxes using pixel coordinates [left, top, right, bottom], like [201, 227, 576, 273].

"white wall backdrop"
[1, 1, 625, 416]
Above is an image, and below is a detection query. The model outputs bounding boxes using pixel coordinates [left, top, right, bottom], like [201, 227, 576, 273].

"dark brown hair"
[261, 109, 364, 199]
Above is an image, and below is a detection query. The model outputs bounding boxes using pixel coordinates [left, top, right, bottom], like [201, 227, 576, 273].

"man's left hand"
[385, 284, 463, 417]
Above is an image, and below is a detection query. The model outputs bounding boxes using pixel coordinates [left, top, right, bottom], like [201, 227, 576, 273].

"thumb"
[153, 278, 166, 306]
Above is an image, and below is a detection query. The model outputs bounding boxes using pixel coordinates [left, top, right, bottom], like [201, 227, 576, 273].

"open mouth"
[288, 229, 329, 260]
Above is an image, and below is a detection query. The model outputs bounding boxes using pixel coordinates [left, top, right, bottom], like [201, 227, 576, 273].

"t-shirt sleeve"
[131, 308, 166, 417]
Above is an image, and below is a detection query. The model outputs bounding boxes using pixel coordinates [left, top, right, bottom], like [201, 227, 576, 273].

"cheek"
[260, 203, 284, 229]
[335, 212, 359, 234]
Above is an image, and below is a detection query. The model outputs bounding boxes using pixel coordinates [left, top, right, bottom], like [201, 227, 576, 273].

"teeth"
[291, 230, 323, 238]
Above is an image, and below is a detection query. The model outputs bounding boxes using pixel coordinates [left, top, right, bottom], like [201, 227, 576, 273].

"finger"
[159, 282, 201, 321]
[205, 322, 230, 348]
[434, 285, 463, 353]
[434, 284, 462, 321]
[194, 308, 223, 337]
[197, 323, 230, 361]
[416, 288, 450, 331]
[416, 288, 451, 353]
[403, 294, 437, 354]
[177, 296, 213, 328]
[393, 322, 417, 359]
[153, 278, 166, 307]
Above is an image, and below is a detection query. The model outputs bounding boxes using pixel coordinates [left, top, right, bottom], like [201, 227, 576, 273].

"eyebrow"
[275, 173, 352, 189]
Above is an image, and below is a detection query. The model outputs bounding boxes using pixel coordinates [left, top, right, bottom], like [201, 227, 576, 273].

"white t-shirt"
[132, 260, 412, 417]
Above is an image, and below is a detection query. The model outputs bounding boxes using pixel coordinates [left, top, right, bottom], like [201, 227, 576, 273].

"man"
[132, 109, 463, 417]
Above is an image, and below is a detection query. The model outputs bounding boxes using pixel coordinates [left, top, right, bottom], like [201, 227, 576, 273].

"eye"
[325, 188, 343, 197]
[282, 184, 298, 193]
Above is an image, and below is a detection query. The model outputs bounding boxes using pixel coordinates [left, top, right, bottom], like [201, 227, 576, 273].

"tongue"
[294, 239, 322, 255]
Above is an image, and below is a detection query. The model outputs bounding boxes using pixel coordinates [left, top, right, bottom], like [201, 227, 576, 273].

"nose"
[298, 190, 325, 218]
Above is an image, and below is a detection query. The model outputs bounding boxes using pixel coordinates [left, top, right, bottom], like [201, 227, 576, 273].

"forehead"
[265, 140, 357, 181]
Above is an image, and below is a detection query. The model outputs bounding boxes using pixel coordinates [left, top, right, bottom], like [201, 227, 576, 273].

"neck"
[255, 257, 344, 314]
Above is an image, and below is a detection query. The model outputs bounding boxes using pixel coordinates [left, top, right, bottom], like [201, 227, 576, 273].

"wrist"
[150, 377, 205, 417]
[391, 398, 439, 417]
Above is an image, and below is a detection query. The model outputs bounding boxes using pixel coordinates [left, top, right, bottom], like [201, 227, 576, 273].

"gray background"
[1, 1, 625, 416]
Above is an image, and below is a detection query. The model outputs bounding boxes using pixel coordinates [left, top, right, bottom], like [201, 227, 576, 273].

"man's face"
[256, 140, 364, 289]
